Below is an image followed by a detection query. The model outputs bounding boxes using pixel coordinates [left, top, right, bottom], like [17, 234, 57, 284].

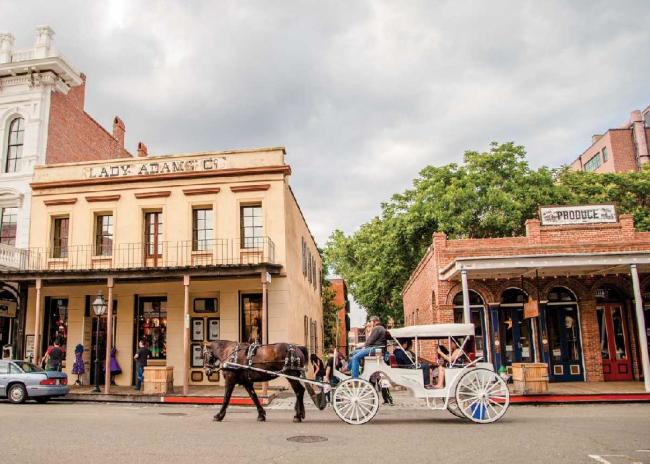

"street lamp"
[91, 292, 107, 393]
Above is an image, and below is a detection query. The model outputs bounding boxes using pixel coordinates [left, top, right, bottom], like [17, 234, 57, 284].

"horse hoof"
[257, 415, 266, 422]
[293, 417, 302, 423]
[213, 415, 224, 422]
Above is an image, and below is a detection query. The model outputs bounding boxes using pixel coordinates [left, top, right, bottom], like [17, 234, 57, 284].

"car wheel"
[8, 384, 27, 404]
[35, 397, 50, 404]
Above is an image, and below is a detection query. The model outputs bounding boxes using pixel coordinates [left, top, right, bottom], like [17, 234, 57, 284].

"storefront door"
[597, 304, 633, 381]
[498, 307, 535, 366]
[544, 305, 584, 381]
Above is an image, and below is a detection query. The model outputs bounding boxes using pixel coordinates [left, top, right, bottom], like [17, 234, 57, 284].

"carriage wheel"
[332, 378, 379, 425]
[446, 399, 466, 419]
[454, 368, 510, 424]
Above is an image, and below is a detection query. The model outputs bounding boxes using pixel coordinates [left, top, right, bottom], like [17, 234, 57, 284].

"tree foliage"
[325, 142, 650, 324]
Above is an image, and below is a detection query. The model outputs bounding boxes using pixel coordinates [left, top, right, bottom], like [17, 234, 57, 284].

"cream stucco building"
[5, 147, 323, 391]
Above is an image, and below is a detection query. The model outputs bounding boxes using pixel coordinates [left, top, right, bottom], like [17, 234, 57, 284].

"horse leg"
[214, 377, 235, 422]
[288, 379, 306, 422]
[243, 381, 266, 422]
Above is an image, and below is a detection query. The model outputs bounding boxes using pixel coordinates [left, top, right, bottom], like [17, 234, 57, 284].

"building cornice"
[31, 165, 292, 191]
[230, 184, 271, 193]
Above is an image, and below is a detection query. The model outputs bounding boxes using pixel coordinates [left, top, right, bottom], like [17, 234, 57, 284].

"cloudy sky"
[4, 1, 649, 322]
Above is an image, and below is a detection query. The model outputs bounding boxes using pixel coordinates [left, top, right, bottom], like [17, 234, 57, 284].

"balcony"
[8, 237, 276, 273]
[0, 243, 27, 270]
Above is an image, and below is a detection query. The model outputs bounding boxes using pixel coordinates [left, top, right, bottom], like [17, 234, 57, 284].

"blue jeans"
[350, 347, 375, 378]
[135, 365, 144, 390]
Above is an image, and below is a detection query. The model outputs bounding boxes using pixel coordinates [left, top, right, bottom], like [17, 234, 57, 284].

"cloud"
[2, 2, 649, 285]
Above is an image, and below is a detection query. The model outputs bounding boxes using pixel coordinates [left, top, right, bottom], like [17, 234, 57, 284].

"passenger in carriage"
[393, 339, 434, 388]
[432, 340, 462, 389]
[349, 316, 387, 378]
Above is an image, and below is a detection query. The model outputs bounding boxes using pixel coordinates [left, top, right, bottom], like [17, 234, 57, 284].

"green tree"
[325, 142, 650, 323]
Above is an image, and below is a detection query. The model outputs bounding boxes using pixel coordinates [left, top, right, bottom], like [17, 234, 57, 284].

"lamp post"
[91, 292, 107, 393]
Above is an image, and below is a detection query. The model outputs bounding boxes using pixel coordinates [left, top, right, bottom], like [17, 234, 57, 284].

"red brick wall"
[610, 129, 639, 172]
[46, 78, 131, 164]
[329, 278, 350, 354]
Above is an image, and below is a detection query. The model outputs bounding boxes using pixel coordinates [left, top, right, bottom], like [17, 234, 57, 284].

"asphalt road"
[0, 401, 648, 464]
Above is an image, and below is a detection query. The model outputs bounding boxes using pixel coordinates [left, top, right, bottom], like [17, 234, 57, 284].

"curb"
[509, 393, 650, 405]
[60, 393, 275, 406]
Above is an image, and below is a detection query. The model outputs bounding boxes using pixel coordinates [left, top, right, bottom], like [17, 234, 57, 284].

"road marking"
[588, 455, 625, 464]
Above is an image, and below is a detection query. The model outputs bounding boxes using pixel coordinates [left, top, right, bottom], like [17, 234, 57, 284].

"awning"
[439, 251, 650, 281]
[390, 323, 475, 339]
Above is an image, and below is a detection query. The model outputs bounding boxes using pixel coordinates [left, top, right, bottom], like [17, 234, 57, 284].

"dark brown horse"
[204, 340, 325, 422]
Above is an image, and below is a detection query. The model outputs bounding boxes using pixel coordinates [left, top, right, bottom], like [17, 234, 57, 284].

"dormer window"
[5, 117, 24, 173]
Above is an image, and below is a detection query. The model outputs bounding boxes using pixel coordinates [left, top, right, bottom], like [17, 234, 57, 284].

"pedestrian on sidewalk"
[72, 343, 85, 385]
[133, 341, 151, 391]
[42, 340, 64, 372]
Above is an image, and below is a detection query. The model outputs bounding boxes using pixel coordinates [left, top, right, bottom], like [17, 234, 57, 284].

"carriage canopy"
[389, 323, 475, 339]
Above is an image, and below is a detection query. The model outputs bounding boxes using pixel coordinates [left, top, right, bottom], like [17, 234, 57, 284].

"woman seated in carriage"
[393, 339, 435, 388]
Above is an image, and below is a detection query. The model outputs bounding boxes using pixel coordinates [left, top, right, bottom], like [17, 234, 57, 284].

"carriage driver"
[350, 316, 388, 378]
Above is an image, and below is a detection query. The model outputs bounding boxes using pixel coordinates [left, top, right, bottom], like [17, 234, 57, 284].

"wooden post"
[261, 272, 269, 396]
[630, 264, 650, 392]
[461, 269, 470, 323]
[33, 278, 42, 365]
[104, 277, 114, 394]
[183, 274, 190, 395]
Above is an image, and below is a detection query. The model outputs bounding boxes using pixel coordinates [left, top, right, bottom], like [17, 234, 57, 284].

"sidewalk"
[508, 381, 650, 404]
[63, 385, 279, 406]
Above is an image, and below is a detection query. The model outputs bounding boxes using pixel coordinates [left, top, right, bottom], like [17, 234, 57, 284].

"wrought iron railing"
[7, 237, 276, 271]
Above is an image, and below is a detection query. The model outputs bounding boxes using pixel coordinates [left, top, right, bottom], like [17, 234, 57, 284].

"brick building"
[328, 278, 350, 355]
[0, 26, 132, 359]
[403, 206, 650, 388]
[569, 105, 650, 173]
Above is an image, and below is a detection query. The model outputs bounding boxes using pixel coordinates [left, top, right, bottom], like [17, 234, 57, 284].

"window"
[241, 293, 262, 343]
[602, 146, 609, 162]
[645, 112, 650, 128]
[52, 217, 69, 258]
[95, 214, 113, 256]
[193, 298, 218, 313]
[584, 153, 602, 172]
[240, 205, 262, 249]
[0, 207, 17, 245]
[144, 211, 163, 257]
[5, 117, 24, 173]
[192, 208, 213, 251]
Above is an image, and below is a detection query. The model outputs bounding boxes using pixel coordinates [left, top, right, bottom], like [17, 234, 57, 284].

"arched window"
[5, 117, 24, 173]
[452, 290, 486, 355]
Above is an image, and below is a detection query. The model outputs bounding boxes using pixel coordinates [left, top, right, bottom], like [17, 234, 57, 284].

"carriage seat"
[389, 354, 397, 368]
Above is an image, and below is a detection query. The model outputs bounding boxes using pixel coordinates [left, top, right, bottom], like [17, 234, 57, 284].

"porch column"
[461, 269, 470, 323]
[261, 272, 270, 397]
[630, 264, 650, 392]
[104, 277, 114, 394]
[183, 275, 190, 395]
[33, 278, 42, 364]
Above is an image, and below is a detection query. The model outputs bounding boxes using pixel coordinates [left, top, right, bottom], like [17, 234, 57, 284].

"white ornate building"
[0, 26, 131, 357]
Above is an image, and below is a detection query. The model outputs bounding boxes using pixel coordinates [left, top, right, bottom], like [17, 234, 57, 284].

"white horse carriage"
[330, 323, 510, 425]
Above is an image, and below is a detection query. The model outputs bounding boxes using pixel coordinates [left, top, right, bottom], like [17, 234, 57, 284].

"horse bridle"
[203, 343, 244, 376]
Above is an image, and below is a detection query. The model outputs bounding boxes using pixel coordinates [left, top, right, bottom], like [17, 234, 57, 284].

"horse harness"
[204, 342, 305, 376]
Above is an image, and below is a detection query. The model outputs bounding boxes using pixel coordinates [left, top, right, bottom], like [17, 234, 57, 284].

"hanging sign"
[0, 299, 17, 317]
[540, 204, 617, 226]
[523, 299, 539, 319]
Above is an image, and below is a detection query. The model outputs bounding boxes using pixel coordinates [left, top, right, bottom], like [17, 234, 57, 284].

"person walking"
[133, 341, 151, 391]
[349, 316, 387, 378]
[42, 340, 64, 372]
[310, 353, 326, 382]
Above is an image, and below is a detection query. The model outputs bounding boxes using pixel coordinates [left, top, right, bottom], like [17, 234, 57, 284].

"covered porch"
[440, 251, 650, 392]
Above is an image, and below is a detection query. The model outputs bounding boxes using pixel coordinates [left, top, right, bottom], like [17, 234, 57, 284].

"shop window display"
[137, 298, 167, 359]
